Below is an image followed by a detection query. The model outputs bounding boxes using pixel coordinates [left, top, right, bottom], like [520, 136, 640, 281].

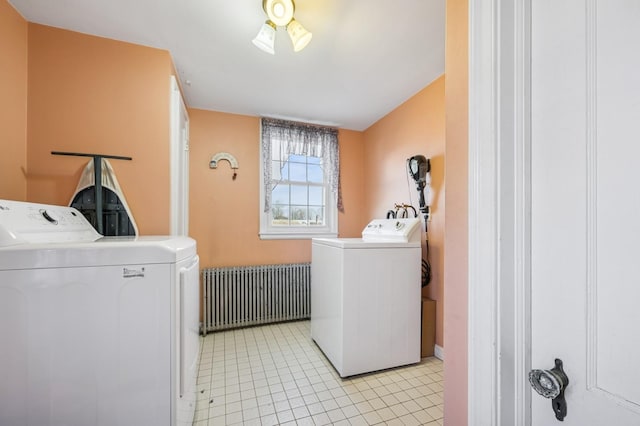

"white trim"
[468, 0, 499, 424]
[169, 76, 190, 236]
[259, 232, 337, 240]
[497, 0, 532, 425]
[585, 0, 598, 393]
[434, 344, 444, 361]
[468, 0, 532, 425]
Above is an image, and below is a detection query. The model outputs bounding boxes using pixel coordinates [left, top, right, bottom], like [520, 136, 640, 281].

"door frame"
[468, 0, 532, 424]
[170, 76, 190, 236]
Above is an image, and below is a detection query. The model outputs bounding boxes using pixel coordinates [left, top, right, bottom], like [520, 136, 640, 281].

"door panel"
[593, 1, 640, 407]
[532, 0, 640, 423]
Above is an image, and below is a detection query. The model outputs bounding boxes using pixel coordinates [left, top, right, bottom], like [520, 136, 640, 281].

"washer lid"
[0, 235, 197, 270]
[0, 200, 197, 269]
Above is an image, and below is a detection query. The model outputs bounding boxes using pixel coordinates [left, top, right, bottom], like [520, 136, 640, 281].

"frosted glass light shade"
[252, 21, 276, 55]
[264, 0, 295, 27]
[286, 19, 312, 52]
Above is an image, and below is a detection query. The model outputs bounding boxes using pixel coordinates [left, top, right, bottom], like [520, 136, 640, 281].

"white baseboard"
[434, 344, 444, 361]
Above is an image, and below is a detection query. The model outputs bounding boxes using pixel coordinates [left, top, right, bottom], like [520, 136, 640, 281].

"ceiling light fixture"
[252, 0, 312, 54]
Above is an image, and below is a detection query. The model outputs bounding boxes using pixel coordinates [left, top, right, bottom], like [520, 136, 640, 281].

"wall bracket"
[209, 152, 238, 180]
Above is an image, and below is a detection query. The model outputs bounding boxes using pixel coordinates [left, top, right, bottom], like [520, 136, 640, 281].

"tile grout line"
[194, 321, 443, 426]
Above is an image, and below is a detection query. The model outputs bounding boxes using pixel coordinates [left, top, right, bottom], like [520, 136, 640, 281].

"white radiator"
[202, 263, 311, 333]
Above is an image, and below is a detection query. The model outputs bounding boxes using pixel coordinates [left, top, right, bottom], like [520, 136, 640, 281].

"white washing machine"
[311, 218, 422, 377]
[0, 199, 200, 426]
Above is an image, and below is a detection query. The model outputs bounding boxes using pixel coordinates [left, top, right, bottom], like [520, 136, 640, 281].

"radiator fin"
[202, 263, 310, 333]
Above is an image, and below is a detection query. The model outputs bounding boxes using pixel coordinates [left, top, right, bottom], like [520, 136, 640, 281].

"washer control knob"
[40, 209, 59, 225]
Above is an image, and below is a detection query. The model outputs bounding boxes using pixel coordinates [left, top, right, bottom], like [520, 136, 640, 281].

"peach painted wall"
[0, 0, 27, 201]
[188, 109, 366, 268]
[443, 0, 469, 423]
[362, 75, 446, 348]
[336, 129, 367, 238]
[26, 24, 175, 234]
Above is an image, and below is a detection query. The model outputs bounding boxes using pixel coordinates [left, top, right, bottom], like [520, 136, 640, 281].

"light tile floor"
[192, 321, 443, 426]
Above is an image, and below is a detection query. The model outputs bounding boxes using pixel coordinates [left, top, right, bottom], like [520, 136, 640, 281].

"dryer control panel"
[362, 218, 421, 243]
[0, 199, 101, 246]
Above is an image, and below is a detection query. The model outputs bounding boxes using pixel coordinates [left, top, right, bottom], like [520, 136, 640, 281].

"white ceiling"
[9, 0, 445, 131]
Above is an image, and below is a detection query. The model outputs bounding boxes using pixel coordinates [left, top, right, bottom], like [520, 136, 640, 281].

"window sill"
[259, 231, 338, 240]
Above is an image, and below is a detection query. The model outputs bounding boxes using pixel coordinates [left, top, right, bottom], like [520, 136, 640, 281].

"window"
[259, 118, 341, 239]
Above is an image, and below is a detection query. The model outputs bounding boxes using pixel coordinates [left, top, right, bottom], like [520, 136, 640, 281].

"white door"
[531, 0, 640, 424]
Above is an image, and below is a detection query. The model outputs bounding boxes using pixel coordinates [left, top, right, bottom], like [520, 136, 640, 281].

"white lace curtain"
[261, 117, 343, 213]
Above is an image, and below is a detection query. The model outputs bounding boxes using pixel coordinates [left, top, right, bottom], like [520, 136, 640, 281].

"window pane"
[308, 164, 323, 183]
[272, 184, 289, 205]
[272, 205, 289, 226]
[309, 186, 323, 205]
[289, 154, 306, 163]
[290, 205, 308, 225]
[289, 162, 306, 182]
[291, 185, 307, 205]
[308, 206, 324, 225]
[308, 156, 321, 165]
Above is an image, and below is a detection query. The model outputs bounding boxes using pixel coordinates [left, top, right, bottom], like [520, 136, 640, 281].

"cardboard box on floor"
[421, 298, 436, 357]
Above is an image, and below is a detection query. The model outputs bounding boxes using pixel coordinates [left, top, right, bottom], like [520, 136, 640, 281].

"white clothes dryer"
[311, 218, 422, 377]
[0, 199, 200, 426]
